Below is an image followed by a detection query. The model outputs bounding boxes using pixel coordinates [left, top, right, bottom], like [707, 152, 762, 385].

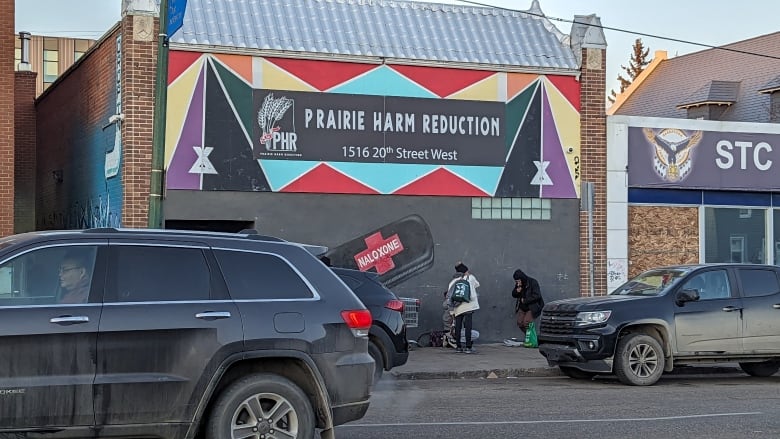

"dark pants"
[516, 309, 535, 333]
[454, 311, 473, 348]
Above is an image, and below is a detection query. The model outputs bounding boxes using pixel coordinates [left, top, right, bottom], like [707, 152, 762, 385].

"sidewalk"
[390, 343, 560, 380]
[389, 343, 743, 380]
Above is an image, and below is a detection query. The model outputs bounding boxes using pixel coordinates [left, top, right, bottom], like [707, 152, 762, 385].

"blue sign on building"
[167, 0, 187, 36]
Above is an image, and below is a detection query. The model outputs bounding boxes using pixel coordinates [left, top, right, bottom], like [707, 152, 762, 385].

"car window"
[108, 245, 210, 302]
[214, 250, 314, 300]
[0, 245, 99, 306]
[681, 270, 731, 300]
[610, 268, 690, 296]
[737, 269, 780, 297]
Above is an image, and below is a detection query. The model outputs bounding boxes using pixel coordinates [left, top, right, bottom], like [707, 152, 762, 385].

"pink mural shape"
[167, 68, 205, 189]
[540, 87, 576, 198]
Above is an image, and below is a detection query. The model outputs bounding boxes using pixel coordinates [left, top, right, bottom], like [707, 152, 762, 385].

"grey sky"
[14, 0, 779, 95]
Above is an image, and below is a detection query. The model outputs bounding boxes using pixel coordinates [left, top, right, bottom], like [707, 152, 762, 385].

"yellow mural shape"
[212, 53, 253, 84]
[446, 74, 499, 101]
[507, 73, 538, 101]
[261, 59, 317, 92]
[544, 77, 581, 197]
[165, 57, 204, 168]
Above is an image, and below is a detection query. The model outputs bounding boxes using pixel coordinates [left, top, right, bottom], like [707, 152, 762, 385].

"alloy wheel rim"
[230, 392, 299, 439]
[628, 342, 658, 378]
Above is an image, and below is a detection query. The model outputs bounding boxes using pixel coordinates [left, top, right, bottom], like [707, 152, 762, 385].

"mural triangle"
[505, 82, 538, 153]
[447, 75, 500, 101]
[391, 65, 494, 98]
[212, 59, 254, 139]
[167, 68, 205, 190]
[328, 162, 438, 194]
[169, 50, 202, 84]
[330, 65, 436, 97]
[265, 57, 377, 91]
[262, 59, 317, 92]
[393, 168, 489, 196]
[166, 57, 204, 168]
[507, 73, 538, 101]
[546, 75, 580, 111]
[259, 160, 320, 192]
[541, 87, 577, 198]
[212, 53, 253, 84]
[282, 163, 380, 194]
[445, 165, 503, 196]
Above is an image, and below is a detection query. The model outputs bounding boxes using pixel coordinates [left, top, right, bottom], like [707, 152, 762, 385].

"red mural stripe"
[281, 164, 380, 194]
[168, 51, 203, 84]
[391, 65, 494, 98]
[265, 58, 378, 91]
[393, 168, 489, 196]
[546, 75, 581, 111]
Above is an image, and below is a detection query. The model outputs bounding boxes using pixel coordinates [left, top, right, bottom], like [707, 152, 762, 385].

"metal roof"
[170, 0, 579, 71]
[614, 32, 780, 122]
[676, 80, 740, 109]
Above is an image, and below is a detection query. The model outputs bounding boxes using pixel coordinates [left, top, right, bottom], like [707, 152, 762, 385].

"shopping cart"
[398, 297, 420, 329]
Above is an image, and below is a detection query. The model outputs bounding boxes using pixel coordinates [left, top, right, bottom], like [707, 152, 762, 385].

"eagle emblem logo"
[643, 128, 703, 182]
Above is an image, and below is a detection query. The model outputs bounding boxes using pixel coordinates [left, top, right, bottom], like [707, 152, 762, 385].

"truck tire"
[206, 373, 315, 439]
[614, 333, 665, 386]
[739, 361, 780, 377]
[368, 340, 384, 384]
[559, 366, 596, 380]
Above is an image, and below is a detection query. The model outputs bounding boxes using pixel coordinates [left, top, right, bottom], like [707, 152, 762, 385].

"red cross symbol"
[353, 232, 404, 274]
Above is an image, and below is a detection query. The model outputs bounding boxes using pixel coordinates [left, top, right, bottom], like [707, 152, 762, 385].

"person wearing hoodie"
[448, 262, 480, 354]
[511, 269, 544, 335]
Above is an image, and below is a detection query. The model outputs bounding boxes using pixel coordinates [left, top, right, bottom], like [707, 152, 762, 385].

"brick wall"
[36, 27, 121, 230]
[579, 47, 608, 296]
[0, 0, 14, 237]
[14, 71, 37, 232]
[120, 14, 158, 228]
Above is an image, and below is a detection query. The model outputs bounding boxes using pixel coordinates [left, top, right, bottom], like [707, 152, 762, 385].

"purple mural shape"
[540, 86, 576, 198]
[167, 68, 205, 189]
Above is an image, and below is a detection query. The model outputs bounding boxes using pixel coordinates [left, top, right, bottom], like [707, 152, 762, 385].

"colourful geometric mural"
[165, 51, 581, 198]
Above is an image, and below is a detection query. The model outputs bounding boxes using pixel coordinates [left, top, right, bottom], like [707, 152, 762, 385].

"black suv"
[0, 228, 373, 438]
[538, 264, 780, 386]
[332, 268, 409, 383]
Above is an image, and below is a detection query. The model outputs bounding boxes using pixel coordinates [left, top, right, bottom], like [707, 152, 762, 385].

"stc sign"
[628, 127, 779, 191]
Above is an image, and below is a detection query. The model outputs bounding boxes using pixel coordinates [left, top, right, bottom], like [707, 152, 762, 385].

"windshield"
[609, 268, 692, 296]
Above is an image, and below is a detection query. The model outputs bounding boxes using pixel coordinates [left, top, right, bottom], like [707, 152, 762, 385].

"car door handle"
[773, 304, 780, 309]
[50, 316, 90, 324]
[195, 311, 232, 320]
[722, 306, 742, 312]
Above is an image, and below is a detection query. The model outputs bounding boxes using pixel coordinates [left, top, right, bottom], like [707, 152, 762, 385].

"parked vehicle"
[332, 267, 409, 383]
[0, 228, 373, 438]
[538, 264, 780, 386]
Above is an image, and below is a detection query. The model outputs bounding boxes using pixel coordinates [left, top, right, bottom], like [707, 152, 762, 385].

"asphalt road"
[334, 373, 780, 439]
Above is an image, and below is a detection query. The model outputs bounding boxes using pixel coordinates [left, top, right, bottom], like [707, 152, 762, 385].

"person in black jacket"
[511, 269, 544, 335]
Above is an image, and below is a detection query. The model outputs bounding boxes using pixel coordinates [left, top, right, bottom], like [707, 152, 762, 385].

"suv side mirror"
[676, 288, 700, 306]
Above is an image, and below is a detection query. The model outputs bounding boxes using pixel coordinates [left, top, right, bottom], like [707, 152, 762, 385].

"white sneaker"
[503, 338, 524, 347]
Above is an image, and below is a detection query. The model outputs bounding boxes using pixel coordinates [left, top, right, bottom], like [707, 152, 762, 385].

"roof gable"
[614, 32, 780, 122]
[170, 0, 579, 71]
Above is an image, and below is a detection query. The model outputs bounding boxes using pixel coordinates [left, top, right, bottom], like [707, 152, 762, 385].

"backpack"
[449, 276, 472, 303]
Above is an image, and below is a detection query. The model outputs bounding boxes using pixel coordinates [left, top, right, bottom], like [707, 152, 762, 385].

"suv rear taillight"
[341, 310, 372, 337]
[384, 299, 405, 313]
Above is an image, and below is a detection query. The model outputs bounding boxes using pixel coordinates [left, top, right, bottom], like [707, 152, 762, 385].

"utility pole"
[148, 0, 169, 228]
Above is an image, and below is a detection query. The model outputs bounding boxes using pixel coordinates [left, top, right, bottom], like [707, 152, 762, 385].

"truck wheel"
[368, 340, 384, 384]
[206, 373, 314, 439]
[559, 366, 596, 380]
[739, 361, 780, 377]
[614, 333, 665, 386]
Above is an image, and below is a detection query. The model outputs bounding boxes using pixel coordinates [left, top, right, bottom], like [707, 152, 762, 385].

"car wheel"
[739, 361, 780, 377]
[206, 373, 314, 439]
[614, 333, 665, 386]
[368, 340, 384, 383]
[559, 366, 596, 380]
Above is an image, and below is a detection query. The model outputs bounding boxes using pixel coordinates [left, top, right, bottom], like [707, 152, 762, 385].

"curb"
[389, 365, 743, 381]
[390, 367, 562, 380]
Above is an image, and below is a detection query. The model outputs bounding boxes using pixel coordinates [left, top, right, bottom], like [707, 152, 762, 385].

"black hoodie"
[511, 269, 544, 317]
